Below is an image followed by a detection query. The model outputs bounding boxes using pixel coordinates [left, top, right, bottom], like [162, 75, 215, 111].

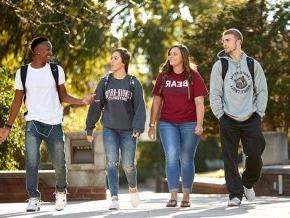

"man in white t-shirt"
[0, 37, 94, 212]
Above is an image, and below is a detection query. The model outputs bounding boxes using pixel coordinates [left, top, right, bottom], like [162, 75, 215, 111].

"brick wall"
[159, 165, 290, 196]
[0, 171, 106, 203]
[255, 174, 290, 196]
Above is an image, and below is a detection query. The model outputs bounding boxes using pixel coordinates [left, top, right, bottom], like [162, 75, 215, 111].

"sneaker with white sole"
[228, 197, 241, 207]
[243, 186, 255, 201]
[26, 197, 40, 212]
[129, 191, 140, 208]
[109, 196, 119, 210]
[55, 192, 67, 211]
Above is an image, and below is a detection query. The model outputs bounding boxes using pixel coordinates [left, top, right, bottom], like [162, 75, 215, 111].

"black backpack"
[103, 73, 136, 102]
[20, 63, 61, 115]
[220, 56, 256, 93]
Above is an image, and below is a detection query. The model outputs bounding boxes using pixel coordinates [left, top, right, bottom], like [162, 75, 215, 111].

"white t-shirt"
[15, 63, 65, 125]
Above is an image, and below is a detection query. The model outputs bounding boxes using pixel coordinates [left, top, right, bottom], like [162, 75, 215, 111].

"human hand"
[148, 126, 156, 140]
[132, 131, 140, 138]
[82, 94, 96, 105]
[87, 135, 94, 143]
[195, 124, 203, 135]
[0, 128, 10, 144]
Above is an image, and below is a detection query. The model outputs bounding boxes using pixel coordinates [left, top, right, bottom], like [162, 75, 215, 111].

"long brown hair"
[160, 44, 197, 81]
[113, 48, 131, 74]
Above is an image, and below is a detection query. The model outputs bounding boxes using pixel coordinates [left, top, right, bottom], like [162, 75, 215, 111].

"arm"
[0, 90, 24, 144]
[254, 62, 268, 117]
[148, 95, 163, 140]
[58, 84, 94, 105]
[194, 96, 205, 135]
[209, 61, 224, 119]
[85, 80, 105, 138]
[132, 80, 146, 136]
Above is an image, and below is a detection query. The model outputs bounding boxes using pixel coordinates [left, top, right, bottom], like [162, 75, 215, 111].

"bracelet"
[149, 123, 156, 127]
[4, 123, 12, 129]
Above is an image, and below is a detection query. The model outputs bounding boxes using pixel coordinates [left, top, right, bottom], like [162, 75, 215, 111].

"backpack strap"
[20, 65, 28, 116]
[104, 73, 113, 91]
[220, 56, 256, 94]
[220, 58, 229, 81]
[129, 75, 136, 95]
[246, 56, 256, 94]
[20, 65, 28, 103]
[50, 63, 61, 102]
[103, 73, 113, 103]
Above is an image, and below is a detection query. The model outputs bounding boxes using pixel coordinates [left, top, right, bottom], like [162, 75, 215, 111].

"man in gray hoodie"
[210, 28, 268, 206]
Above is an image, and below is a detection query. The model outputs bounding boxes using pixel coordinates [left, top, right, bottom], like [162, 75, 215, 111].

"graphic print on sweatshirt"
[105, 88, 133, 101]
[229, 71, 252, 94]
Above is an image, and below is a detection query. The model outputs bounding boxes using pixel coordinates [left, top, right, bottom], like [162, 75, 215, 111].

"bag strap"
[20, 64, 61, 116]
[220, 57, 256, 94]
[103, 73, 113, 103]
[50, 63, 61, 102]
[220, 58, 229, 81]
[129, 75, 136, 95]
[104, 73, 113, 91]
[20, 65, 28, 103]
[20, 65, 29, 116]
[246, 56, 256, 94]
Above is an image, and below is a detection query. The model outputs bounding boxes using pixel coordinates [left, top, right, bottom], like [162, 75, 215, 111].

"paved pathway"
[1, 191, 289, 218]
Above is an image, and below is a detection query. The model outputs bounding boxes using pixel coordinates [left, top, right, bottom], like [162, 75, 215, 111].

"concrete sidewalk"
[1, 191, 289, 218]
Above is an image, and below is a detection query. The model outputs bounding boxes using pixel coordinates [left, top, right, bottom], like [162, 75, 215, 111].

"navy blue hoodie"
[86, 74, 146, 135]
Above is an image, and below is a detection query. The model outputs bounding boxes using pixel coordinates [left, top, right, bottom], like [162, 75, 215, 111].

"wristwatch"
[149, 123, 156, 127]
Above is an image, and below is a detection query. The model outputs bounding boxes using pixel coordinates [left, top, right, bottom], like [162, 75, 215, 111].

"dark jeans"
[219, 113, 265, 200]
[25, 121, 67, 198]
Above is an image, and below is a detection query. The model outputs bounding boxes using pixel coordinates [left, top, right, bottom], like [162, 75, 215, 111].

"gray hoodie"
[86, 74, 146, 135]
[210, 50, 268, 121]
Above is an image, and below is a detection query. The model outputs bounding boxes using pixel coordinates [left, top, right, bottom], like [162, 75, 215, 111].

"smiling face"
[110, 51, 125, 73]
[34, 42, 53, 63]
[221, 33, 241, 54]
[168, 47, 183, 68]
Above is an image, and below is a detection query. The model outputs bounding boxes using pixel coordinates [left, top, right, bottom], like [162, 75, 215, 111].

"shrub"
[0, 66, 25, 170]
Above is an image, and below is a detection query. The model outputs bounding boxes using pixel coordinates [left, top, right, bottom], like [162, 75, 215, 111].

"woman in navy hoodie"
[86, 48, 146, 210]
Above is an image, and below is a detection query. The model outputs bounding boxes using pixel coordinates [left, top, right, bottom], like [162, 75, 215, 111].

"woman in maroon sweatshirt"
[148, 44, 207, 207]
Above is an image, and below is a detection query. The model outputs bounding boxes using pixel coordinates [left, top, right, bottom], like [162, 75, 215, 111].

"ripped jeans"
[103, 127, 137, 197]
[25, 120, 67, 198]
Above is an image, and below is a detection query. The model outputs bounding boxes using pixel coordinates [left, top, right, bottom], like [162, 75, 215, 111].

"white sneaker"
[228, 197, 241, 207]
[109, 197, 120, 210]
[244, 186, 255, 201]
[26, 197, 40, 212]
[55, 192, 67, 211]
[129, 191, 140, 208]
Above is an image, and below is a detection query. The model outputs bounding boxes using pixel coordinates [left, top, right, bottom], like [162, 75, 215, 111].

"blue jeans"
[103, 127, 137, 197]
[25, 120, 67, 198]
[159, 121, 200, 193]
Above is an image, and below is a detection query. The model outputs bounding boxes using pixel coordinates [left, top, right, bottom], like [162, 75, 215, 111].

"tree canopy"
[0, 0, 289, 169]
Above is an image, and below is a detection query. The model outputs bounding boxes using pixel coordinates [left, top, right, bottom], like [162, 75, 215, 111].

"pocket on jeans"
[31, 120, 54, 137]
